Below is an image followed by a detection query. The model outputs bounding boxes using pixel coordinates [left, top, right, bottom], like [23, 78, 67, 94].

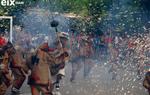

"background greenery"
[0, 0, 150, 34]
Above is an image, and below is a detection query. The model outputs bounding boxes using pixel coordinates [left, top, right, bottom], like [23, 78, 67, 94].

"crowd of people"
[0, 26, 70, 95]
[69, 30, 150, 94]
[0, 25, 150, 95]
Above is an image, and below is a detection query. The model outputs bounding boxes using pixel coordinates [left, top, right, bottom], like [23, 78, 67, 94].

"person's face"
[16, 26, 22, 32]
[61, 37, 68, 43]
[60, 37, 69, 48]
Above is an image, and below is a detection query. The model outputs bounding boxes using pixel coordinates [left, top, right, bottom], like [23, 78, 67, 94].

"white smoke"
[21, 7, 70, 47]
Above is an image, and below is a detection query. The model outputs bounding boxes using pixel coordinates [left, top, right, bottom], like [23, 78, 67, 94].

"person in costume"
[0, 28, 13, 95]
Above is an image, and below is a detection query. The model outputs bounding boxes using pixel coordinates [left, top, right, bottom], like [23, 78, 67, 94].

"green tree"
[0, 0, 36, 29]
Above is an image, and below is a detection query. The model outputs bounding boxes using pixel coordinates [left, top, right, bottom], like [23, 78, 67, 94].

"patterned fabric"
[0, 83, 7, 95]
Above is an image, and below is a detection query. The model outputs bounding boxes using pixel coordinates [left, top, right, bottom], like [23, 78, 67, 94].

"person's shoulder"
[146, 71, 150, 76]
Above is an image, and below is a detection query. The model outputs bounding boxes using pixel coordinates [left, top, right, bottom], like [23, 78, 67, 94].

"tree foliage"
[0, 0, 36, 29]
[0, 0, 149, 33]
